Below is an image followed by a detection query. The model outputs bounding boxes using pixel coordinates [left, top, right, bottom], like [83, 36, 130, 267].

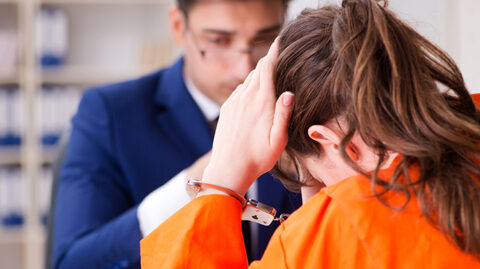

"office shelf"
[0, 72, 19, 85]
[41, 147, 59, 164]
[40, 65, 155, 85]
[0, 0, 17, 4]
[0, 148, 21, 165]
[0, 228, 24, 244]
[40, 0, 170, 5]
[0, 147, 63, 166]
[0, 0, 173, 268]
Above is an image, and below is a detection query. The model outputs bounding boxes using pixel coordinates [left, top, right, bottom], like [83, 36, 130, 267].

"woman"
[141, 0, 480, 267]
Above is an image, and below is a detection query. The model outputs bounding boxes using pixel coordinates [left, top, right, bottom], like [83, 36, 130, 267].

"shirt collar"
[183, 74, 220, 122]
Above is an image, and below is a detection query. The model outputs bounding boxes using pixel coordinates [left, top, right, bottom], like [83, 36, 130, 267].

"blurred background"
[0, 0, 478, 268]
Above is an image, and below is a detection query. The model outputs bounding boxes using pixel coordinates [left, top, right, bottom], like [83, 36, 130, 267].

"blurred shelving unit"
[0, 72, 20, 85]
[42, 0, 166, 4]
[0, 0, 177, 268]
[0, 227, 24, 243]
[40, 66, 152, 85]
[0, 0, 24, 266]
[0, 148, 22, 165]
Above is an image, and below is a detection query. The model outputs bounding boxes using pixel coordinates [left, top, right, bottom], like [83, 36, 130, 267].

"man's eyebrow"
[202, 29, 235, 35]
[257, 24, 282, 34]
[200, 24, 282, 36]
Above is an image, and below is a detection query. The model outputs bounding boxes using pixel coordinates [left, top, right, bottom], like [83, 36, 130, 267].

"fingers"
[258, 39, 279, 100]
[265, 38, 280, 63]
[238, 39, 280, 100]
[227, 68, 256, 104]
[270, 92, 294, 154]
[259, 56, 275, 101]
[244, 66, 256, 85]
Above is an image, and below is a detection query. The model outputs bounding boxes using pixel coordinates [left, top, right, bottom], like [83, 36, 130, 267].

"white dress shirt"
[137, 75, 220, 237]
[137, 74, 259, 238]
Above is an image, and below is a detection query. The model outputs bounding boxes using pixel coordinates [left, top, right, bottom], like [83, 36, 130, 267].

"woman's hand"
[201, 40, 295, 196]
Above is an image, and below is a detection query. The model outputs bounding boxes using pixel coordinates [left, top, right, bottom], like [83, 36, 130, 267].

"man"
[51, 0, 301, 268]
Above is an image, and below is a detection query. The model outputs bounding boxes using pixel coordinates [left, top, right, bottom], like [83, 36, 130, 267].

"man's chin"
[221, 85, 238, 95]
[225, 85, 239, 92]
[216, 84, 241, 103]
[216, 89, 235, 104]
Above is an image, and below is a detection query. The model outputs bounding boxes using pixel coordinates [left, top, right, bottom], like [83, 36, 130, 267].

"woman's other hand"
[201, 40, 295, 196]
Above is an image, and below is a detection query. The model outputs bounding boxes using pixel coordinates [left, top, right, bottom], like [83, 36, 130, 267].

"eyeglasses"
[187, 29, 276, 64]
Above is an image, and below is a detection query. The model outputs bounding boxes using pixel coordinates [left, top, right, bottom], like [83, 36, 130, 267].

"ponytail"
[274, 0, 480, 257]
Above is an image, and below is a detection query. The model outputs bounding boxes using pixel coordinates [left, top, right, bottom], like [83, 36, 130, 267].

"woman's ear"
[307, 125, 359, 161]
[169, 7, 186, 48]
[307, 125, 340, 150]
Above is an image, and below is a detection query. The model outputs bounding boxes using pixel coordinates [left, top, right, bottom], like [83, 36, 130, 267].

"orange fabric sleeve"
[140, 195, 249, 269]
[471, 93, 480, 108]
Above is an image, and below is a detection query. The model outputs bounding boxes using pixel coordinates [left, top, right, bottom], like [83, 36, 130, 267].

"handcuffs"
[187, 179, 290, 226]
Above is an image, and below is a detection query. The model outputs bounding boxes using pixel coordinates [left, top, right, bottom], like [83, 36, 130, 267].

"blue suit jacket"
[52, 58, 301, 269]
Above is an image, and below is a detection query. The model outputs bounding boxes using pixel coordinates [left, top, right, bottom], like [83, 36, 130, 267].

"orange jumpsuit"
[141, 94, 480, 268]
[141, 157, 480, 268]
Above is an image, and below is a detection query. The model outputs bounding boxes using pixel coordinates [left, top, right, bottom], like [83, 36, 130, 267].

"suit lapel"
[154, 58, 213, 160]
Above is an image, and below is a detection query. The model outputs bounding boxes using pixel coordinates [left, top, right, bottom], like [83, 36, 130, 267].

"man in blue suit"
[52, 0, 301, 268]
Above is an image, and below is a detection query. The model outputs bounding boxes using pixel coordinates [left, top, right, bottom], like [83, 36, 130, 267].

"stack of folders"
[0, 166, 23, 227]
[0, 165, 53, 228]
[0, 87, 22, 147]
[38, 86, 81, 146]
[0, 85, 80, 229]
[0, 87, 23, 228]
[38, 166, 53, 226]
[36, 6, 68, 68]
[0, 85, 82, 147]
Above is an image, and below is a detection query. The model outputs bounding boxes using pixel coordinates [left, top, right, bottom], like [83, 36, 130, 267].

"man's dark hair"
[177, 0, 291, 16]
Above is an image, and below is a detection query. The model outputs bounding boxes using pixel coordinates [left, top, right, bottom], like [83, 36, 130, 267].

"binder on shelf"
[38, 86, 81, 147]
[38, 165, 52, 226]
[0, 165, 24, 227]
[0, 87, 23, 147]
[36, 7, 68, 68]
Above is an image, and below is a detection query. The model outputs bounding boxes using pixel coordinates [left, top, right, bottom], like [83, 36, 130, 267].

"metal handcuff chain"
[187, 179, 290, 226]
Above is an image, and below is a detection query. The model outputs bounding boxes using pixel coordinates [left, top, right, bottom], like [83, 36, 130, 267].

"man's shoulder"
[73, 68, 166, 127]
[83, 58, 184, 111]
[87, 69, 164, 102]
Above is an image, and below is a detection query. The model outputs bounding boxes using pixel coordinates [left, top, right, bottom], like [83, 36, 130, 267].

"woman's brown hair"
[273, 0, 480, 258]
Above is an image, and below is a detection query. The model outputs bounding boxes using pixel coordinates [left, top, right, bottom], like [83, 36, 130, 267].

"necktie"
[208, 116, 218, 135]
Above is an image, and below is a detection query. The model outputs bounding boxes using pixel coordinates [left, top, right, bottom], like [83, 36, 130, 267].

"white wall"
[287, 0, 480, 92]
[55, 3, 174, 69]
[445, 0, 480, 93]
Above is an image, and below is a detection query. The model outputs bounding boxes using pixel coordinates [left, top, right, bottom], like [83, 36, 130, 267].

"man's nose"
[231, 51, 255, 81]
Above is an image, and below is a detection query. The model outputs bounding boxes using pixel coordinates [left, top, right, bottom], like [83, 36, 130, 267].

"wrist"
[202, 164, 254, 196]
[188, 179, 246, 207]
[196, 188, 231, 198]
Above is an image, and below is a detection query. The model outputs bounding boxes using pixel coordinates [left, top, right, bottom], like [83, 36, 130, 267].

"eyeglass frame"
[185, 24, 278, 63]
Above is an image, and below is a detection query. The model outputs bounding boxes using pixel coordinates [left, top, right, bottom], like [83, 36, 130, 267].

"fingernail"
[283, 92, 294, 106]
